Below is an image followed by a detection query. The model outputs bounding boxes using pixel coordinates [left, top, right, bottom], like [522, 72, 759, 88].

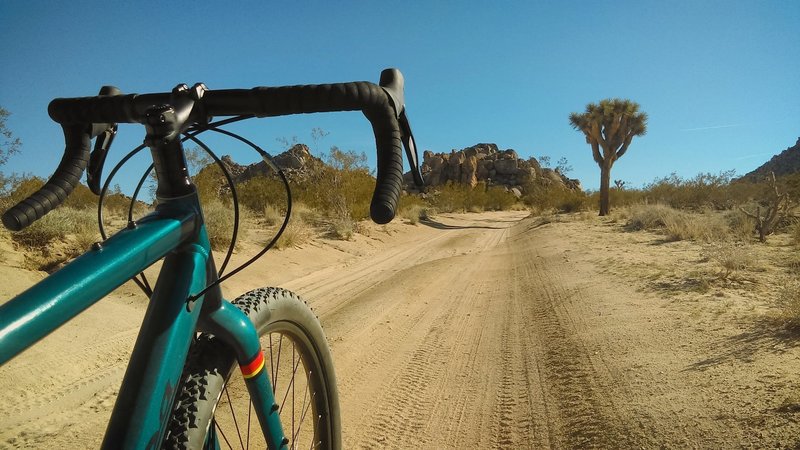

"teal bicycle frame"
[0, 190, 288, 449]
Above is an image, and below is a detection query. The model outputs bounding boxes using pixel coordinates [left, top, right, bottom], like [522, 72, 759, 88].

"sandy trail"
[1, 210, 798, 448]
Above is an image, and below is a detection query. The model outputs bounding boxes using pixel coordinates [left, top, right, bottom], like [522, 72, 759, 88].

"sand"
[1, 210, 799, 448]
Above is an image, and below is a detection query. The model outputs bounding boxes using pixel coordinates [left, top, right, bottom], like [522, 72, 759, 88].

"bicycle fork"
[200, 301, 289, 450]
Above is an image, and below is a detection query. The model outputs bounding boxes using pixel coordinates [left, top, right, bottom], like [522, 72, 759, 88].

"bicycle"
[0, 68, 424, 449]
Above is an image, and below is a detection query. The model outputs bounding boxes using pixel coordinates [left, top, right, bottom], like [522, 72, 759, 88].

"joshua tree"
[569, 99, 647, 215]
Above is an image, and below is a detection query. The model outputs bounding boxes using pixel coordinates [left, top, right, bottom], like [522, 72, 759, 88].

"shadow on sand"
[684, 317, 800, 371]
[418, 217, 507, 230]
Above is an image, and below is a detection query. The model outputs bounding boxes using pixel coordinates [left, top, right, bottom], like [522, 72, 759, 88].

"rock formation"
[406, 143, 582, 193]
[213, 142, 584, 196]
[218, 144, 323, 184]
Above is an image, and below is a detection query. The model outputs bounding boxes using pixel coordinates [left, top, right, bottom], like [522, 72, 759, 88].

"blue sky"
[1, 1, 798, 192]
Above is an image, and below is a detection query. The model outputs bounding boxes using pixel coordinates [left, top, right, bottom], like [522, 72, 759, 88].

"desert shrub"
[290, 202, 320, 224]
[399, 204, 435, 225]
[193, 164, 227, 204]
[791, 222, 800, 248]
[626, 204, 731, 242]
[662, 210, 728, 242]
[607, 187, 647, 208]
[398, 192, 426, 210]
[643, 172, 733, 210]
[724, 210, 756, 241]
[701, 243, 756, 279]
[524, 183, 591, 213]
[1, 176, 45, 211]
[62, 183, 97, 209]
[10, 207, 100, 271]
[202, 200, 236, 251]
[776, 278, 800, 329]
[12, 207, 95, 250]
[275, 216, 313, 249]
[550, 189, 591, 212]
[641, 171, 766, 211]
[262, 204, 283, 227]
[323, 215, 358, 240]
[238, 176, 287, 213]
[625, 204, 674, 231]
[485, 186, 517, 210]
[1, 174, 148, 221]
[290, 148, 374, 222]
[430, 182, 469, 212]
[398, 205, 420, 224]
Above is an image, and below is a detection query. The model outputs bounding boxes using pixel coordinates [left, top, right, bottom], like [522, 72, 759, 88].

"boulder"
[462, 155, 478, 187]
[494, 158, 518, 175]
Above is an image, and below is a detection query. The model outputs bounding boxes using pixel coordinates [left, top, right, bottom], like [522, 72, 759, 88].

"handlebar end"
[370, 203, 396, 225]
[2, 210, 25, 232]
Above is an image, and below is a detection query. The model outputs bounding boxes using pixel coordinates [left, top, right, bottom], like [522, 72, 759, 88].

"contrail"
[680, 124, 744, 132]
[733, 152, 773, 161]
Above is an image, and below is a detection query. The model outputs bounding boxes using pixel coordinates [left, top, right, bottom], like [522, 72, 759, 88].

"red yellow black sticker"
[240, 351, 265, 379]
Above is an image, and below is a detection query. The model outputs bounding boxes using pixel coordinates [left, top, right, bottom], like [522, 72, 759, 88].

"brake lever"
[398, 110, 424, 188]
[87, 124, 117, 194]
[87, 86, 122, 195]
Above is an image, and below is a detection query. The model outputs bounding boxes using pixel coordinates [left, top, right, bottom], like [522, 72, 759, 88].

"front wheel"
[164, 287, 341, 449]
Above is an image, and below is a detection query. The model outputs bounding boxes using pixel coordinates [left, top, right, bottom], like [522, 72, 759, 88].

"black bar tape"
[2, 125, 90, 231]
[243, 82, 405, 223]
[49, 94, 140, 125]
[364, 107, 404, 224]
[42, 77, 407, 225]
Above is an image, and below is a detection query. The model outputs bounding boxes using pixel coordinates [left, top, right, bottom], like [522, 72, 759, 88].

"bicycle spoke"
[279, 351, 303, 413]
[214, 419, 235, 450]
[292, 346, 296, 445]
[309, 411, 321, 450]
[291, 383, 313, 448]
[273, 334, 284, 394]
[225, 387, 246, 449]
[247, 399, 252, 450]
[269, 334, 274, 393]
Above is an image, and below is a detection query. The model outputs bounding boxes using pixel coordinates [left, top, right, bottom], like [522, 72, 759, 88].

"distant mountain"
[741, 137, 800, 181]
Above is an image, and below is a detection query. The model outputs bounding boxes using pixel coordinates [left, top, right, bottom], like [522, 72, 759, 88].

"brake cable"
[185, 126, 292, 302]
[97, 115, 292, 301]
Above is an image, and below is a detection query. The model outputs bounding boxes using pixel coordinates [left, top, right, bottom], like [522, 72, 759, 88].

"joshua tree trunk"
[599, 162, 612, 216]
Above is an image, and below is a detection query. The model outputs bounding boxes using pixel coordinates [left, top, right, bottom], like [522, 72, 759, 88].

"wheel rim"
[208, 322, 331, 449]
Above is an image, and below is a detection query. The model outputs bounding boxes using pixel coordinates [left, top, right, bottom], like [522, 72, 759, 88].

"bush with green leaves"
[524, 182, 591, 213]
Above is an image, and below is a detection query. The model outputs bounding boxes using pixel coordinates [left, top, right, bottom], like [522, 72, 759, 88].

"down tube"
[102, 238, 212, 449]
[0, 216, 187, 365]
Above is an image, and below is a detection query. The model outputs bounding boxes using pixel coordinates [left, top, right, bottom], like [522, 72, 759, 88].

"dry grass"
[9, 207, 100, 271]
[724, 209, 756, 241]
[662, 211, 728, 242]
[324, 215, 358, 240]
[261, 204, 284, 227]
[398, 204, 435, 225]
[274, 216, 314, 249]
[701, 243, 757, 279]
[791, 222, 800, 248]
[291, 202, 320, 224]
[625, 203, 752, 243]
[775, 277, 800, 329]
[202, 200, 236, 251]
[625, 204, 673, 231]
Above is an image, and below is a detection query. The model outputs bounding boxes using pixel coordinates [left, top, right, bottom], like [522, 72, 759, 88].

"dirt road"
[2, 210, 798, 448]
